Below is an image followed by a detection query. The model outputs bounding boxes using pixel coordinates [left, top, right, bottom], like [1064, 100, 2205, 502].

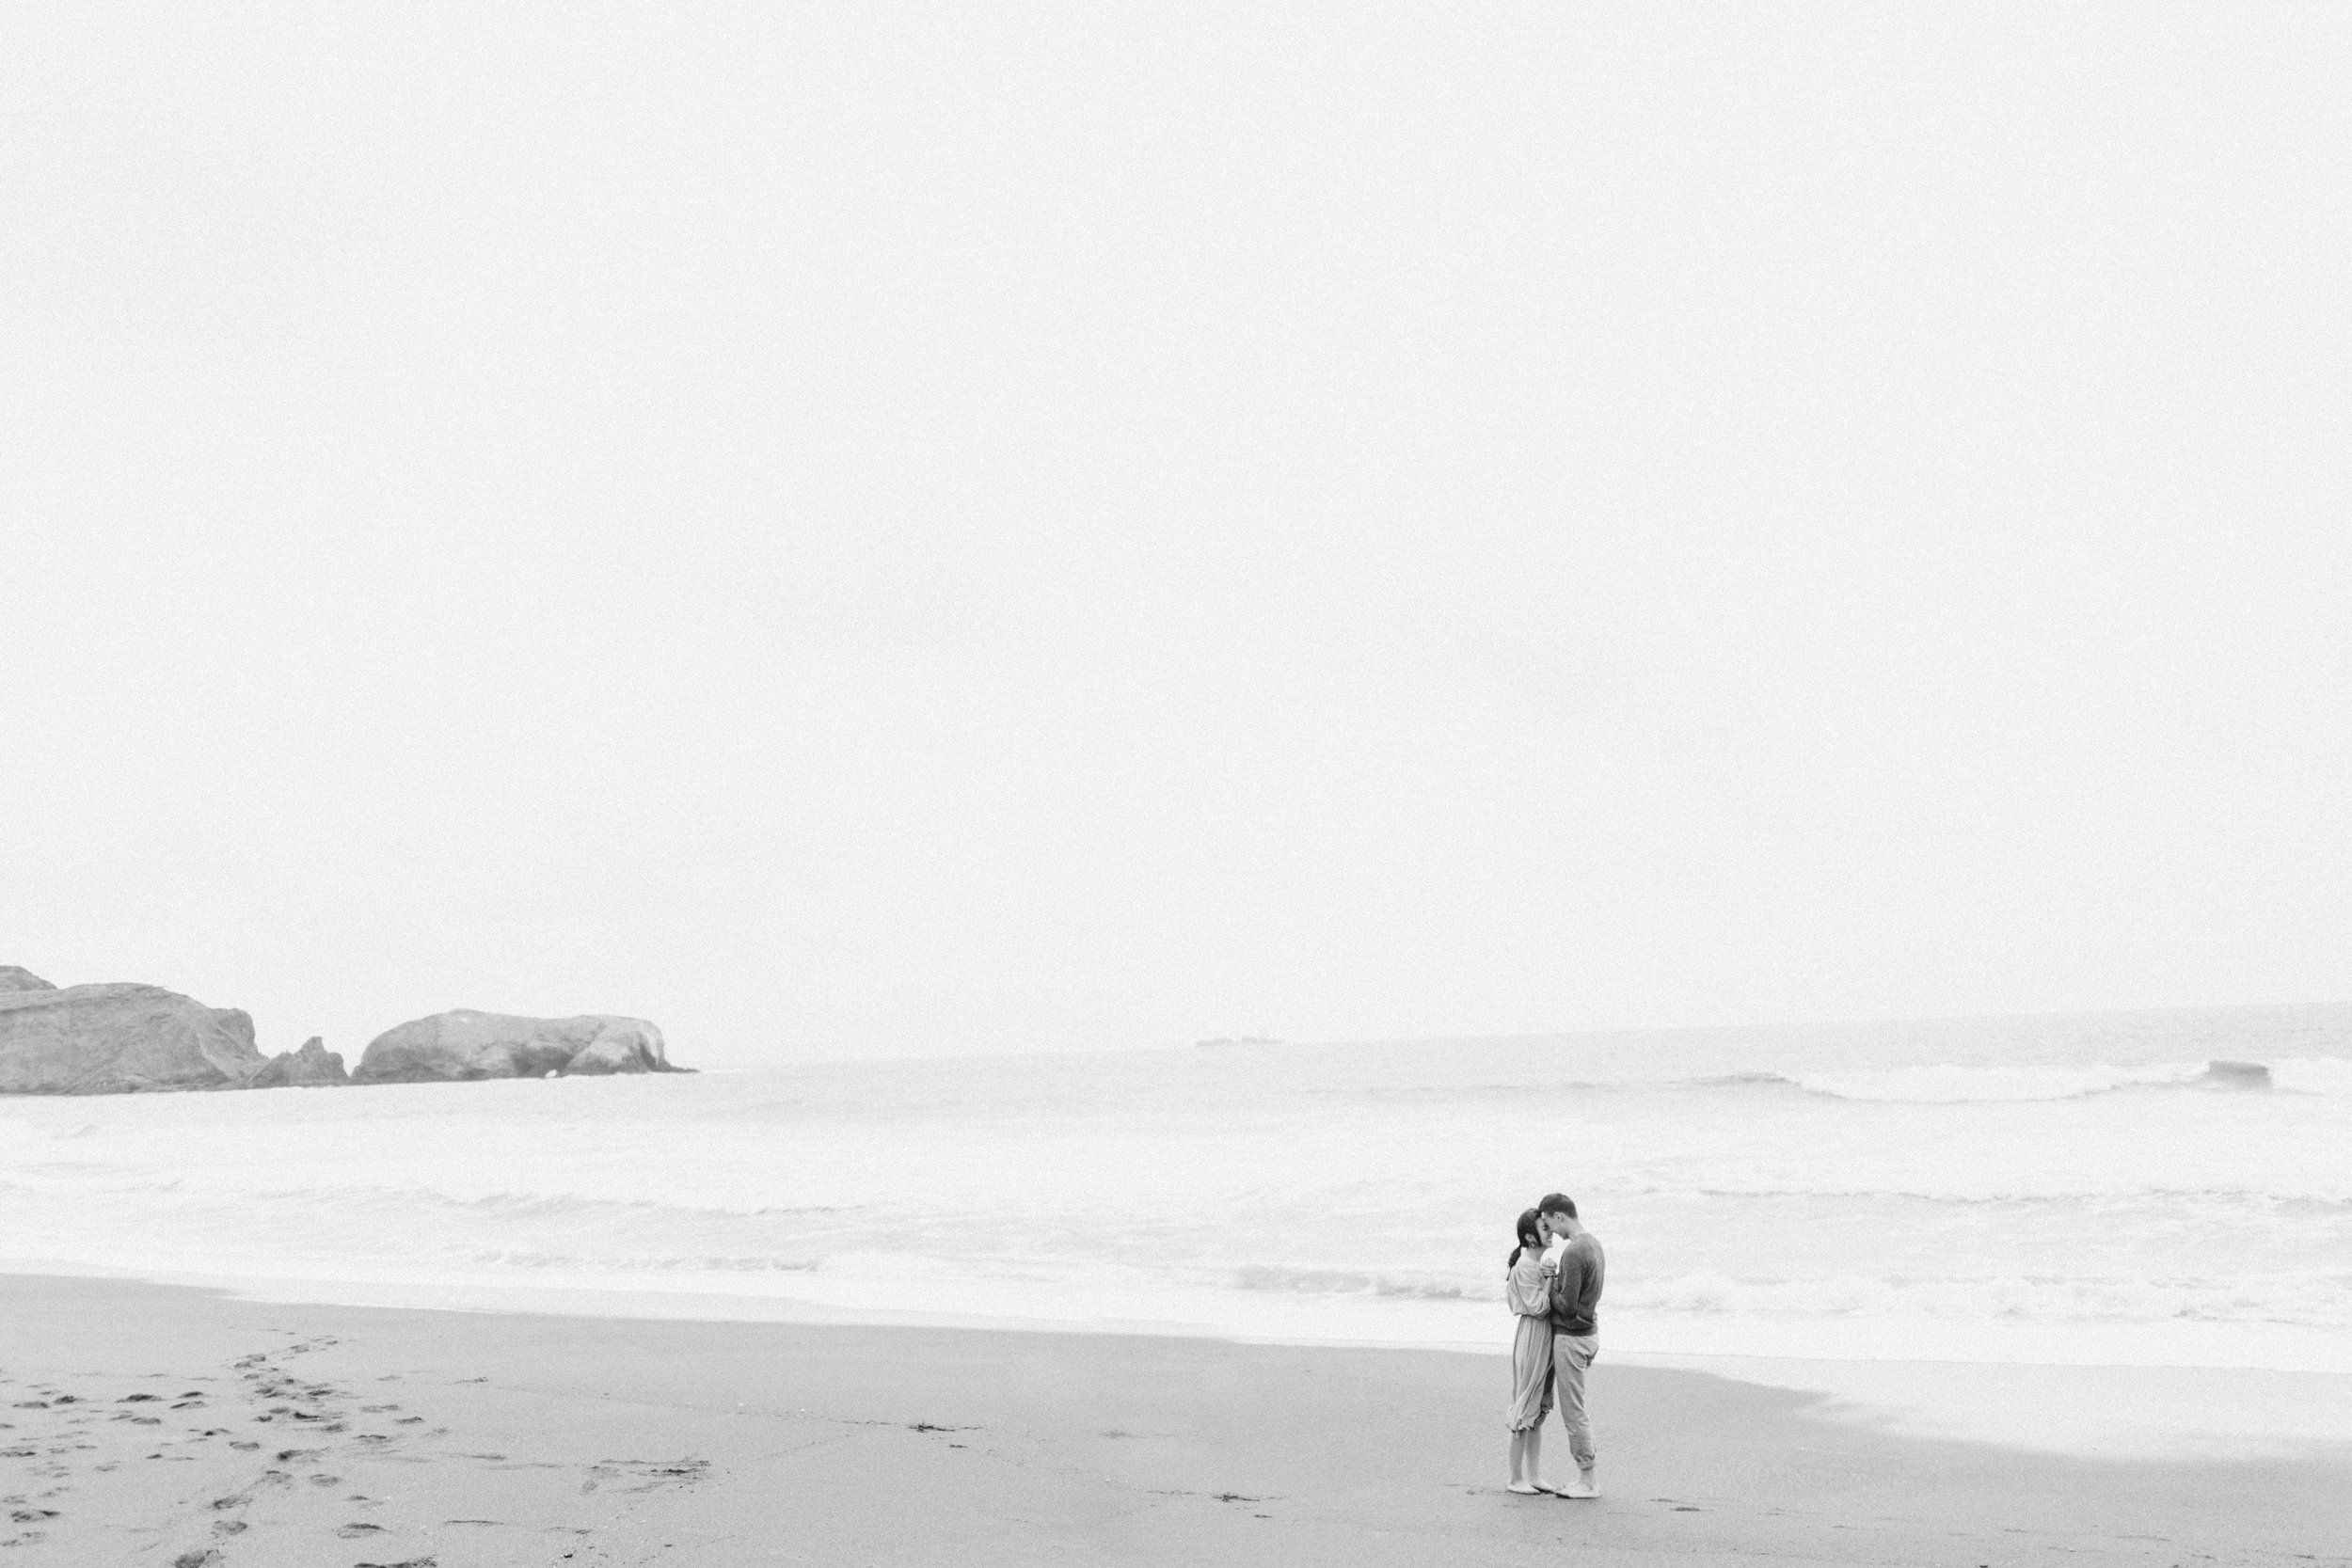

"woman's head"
[1514, 1207, 1545, 1253]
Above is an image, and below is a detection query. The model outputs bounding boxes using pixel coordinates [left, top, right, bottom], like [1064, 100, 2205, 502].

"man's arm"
[1548, 1248, 1583, 1324]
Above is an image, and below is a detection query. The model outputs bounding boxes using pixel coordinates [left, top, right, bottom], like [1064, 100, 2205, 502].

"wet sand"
[1, 1273, 2345, 1566]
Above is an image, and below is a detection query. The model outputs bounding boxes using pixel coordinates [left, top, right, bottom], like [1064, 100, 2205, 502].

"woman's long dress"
[1504, 1253, 1555, 1431]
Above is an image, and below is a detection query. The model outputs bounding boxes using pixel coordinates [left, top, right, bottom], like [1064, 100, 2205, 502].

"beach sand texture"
[3, 1275, 2344, 1567]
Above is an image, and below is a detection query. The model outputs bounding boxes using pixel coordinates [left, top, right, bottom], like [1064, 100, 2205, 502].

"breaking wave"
[1213, 1264, 2352, 1332]
[1779, 1056, 2351, 1103]
[1613, 1269, 2352, 1329]
[1475, 1058, 2351, 1103]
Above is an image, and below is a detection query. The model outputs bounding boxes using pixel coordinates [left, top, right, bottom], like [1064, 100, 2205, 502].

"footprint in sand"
[581, 1458, 710, 1495]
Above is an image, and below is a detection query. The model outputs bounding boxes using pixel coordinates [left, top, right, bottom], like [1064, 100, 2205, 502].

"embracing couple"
[1503, 1193, 1605, 1498]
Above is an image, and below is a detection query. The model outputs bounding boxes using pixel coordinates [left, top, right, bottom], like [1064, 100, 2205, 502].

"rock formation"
[248, 1035, 351, 1088]
[1, 965, 683, 1093]
[353, 1010, 685, 1083]
[0, 980, 266, 1094]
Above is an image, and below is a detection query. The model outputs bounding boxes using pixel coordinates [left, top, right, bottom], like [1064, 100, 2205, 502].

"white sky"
[4, 5, 2346, 1065]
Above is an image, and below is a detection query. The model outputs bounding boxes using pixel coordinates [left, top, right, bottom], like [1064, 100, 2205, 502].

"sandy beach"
[1, 1275, 2344, 1567]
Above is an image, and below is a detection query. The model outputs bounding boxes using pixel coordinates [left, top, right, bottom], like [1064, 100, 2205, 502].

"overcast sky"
[5, 5, 2346, 1064]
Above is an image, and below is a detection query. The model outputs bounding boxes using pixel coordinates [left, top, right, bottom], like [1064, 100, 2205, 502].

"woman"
[1503, 1206, 1556, 1494]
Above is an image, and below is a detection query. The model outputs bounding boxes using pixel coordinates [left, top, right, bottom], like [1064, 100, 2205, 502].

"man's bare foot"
[1559, 1469, 1598, 1498]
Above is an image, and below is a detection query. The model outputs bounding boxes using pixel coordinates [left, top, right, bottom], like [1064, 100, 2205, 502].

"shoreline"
[3, 1273, 2347, 1566]
[10, 1256, 2351, 1465]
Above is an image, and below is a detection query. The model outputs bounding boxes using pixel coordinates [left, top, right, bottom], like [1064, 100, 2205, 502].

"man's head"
[1538, 1194, 1581, 1240]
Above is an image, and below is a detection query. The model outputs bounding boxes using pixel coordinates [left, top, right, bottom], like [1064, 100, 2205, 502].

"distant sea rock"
[249, 1035, 351, 1089]
[0, 980, 266, 1094]
[352, 1010, 686, 1083]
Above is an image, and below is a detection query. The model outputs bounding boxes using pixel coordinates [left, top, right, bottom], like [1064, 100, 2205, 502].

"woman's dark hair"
[1506, 1206, 1545, 1269]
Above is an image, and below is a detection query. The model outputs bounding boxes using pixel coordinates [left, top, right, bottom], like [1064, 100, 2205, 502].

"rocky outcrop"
[353, 1010, 685, 1083]
[248, 1036, 351, 1088]
[2, 965, 683, 1094]
[0, 981, 266, 1094]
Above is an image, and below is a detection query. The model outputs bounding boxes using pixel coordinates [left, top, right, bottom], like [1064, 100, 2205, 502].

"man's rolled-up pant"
[1549, 1333, 1597, 1469]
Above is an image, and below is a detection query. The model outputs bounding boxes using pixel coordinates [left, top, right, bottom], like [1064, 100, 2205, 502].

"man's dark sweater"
[1549, 1232, 1605, 1337]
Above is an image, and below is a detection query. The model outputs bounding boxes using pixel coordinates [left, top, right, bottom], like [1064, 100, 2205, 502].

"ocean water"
[3, 1006, 2348, 1386]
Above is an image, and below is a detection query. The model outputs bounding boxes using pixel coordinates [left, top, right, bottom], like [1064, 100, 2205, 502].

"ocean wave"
[1613, 1270, 2352, 1329]
[1786, 1057, 2352, 1102]
[457, 1249, 821, 1275]
[1219, 1263, 2352, 1330]
[1230, 1264, 1480, 1303]
[1658, 1185, 2352, 1209]
[1440, 1056, 2352, 1102]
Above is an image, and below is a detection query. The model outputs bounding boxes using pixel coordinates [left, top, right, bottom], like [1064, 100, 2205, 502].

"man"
[1537, 1193, 1605, 1498]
